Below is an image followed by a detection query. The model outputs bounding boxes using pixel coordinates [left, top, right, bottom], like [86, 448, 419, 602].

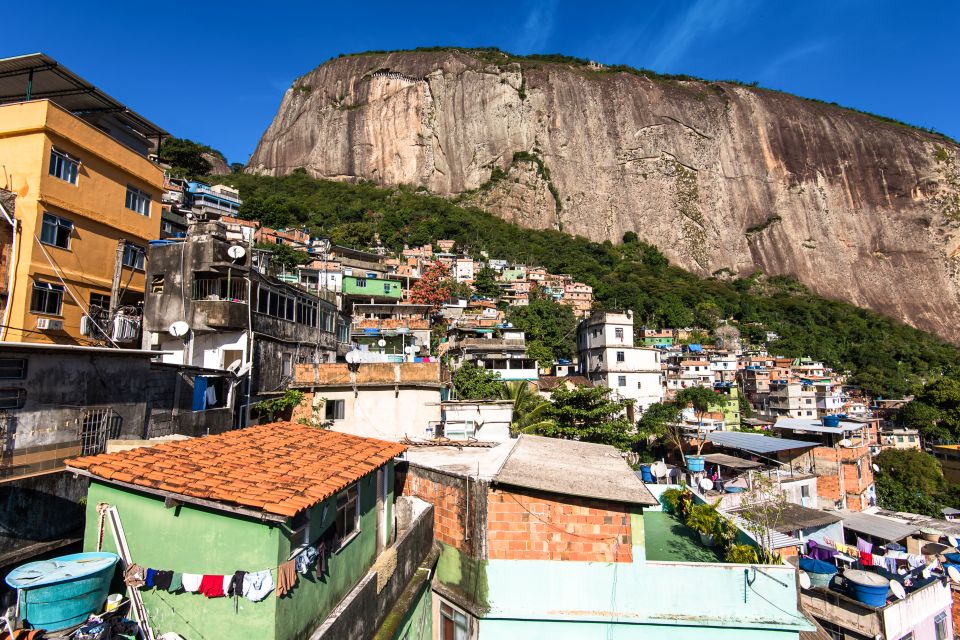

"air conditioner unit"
[80, 316, 94, 336]
[37, 318, 63, 331]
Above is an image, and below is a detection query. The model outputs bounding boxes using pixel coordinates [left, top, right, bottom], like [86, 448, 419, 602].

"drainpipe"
[0, 201, 19, 342]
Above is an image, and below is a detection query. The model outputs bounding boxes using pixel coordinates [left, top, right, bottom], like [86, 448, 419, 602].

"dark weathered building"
[142, 220, 350, 422]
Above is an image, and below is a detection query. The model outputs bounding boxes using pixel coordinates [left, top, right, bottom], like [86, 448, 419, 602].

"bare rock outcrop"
[249, 51, 960, 343]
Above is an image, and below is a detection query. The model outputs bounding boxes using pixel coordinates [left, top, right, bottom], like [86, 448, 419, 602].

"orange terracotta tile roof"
[65, 423, 407, 519]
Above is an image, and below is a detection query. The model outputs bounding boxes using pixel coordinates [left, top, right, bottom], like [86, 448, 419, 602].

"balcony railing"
[192, 278, 247, 302]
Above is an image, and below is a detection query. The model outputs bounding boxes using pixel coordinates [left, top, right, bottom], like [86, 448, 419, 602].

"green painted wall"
[642, 337, 673, 347]
[84, 481, 282, 639]
[342, 276, 402, 298]
[274, 469, 382, 640]
[709, 387, 741, 429]
[385, 571, 433, 640]
[84, 463, 394, 640]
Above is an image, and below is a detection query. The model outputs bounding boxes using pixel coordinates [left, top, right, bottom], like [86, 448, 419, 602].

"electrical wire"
[31, 234, 121, 348]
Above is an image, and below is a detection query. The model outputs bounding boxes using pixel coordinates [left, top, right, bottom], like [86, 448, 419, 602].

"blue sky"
[6, 1, 957, 163]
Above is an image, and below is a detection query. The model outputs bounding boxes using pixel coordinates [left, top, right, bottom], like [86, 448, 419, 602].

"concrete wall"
[310, 497, 436, 640]
[301, 388, 440, 440]
[441, 402, 513, 442]
[0, 471, 86, 566]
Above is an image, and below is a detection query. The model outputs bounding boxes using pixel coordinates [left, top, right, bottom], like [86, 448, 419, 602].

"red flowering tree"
[409, 263, 453, 310]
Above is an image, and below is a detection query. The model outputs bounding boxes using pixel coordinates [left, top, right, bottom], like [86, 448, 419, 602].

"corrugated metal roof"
[708, 431, 818, 454]
[701, 453, 763, 470]
[773, 418, 864, 434]
[723, 511, 801, 550]
[0, 53, 167, 139]
[837, 510, 920, 542]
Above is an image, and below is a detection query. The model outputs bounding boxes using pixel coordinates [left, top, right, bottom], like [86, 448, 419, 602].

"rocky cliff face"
[249, 50, 960, 343]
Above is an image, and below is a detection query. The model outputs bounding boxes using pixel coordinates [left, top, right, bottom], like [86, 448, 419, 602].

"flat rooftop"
[643, 511, 724, 563]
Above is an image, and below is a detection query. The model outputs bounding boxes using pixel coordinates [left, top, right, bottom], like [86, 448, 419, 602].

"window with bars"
[0, 389, 25, 410]
[49, 149, 79, 184]
[89, 293, 111, 312]
[125, 185, 151, 216]
[79, 408, 121, 456]
[31, 281, 64, 315]
[40, 213, 73, 249]
[0, 359, 27, 380]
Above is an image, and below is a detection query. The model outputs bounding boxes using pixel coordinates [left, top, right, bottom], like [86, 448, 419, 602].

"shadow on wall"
[0, 474, 87, 556]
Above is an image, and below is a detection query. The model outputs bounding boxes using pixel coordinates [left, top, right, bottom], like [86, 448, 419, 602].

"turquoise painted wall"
[84, 464, 393, 640]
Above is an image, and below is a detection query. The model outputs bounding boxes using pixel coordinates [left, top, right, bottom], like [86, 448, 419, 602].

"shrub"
[685, 503, 719, 535]
[725, 544, 758, 564]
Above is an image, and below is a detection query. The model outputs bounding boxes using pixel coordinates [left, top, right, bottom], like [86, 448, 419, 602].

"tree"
[452, 362, 503, 400]
[409, 263, 454, 311]
[539, 386, 635, 450]
[505, 295, 577, 361]
[637, 401, 686, 460]
[903, 376, 960, 443]
[330, 221, 376, 249]
[525, 340, 554, 369]
[255, 242, 309, 272]
[500, 381, 554, 436]
[737, 473, 787, 564]
[158, 137, 215, 178]
[473, 266, 501, 299]
[676, 386, 719, 454]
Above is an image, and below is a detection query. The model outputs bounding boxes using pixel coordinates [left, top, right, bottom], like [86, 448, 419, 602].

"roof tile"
[65, 422, 406, 519]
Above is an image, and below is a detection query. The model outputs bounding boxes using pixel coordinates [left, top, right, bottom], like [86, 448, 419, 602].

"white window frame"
[125, 185, 151, 216]
[335, 483, 360, 547]
[40, 212, 73, 249]
[439, 600, 471, 640]
[934, 612, 947, 640]
[325, 399, 345, 421]
[30, 281, 64, 315]
[49, 148, 79, 184]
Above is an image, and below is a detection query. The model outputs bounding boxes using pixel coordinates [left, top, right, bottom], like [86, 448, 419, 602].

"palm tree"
[500, 381, 555, 436]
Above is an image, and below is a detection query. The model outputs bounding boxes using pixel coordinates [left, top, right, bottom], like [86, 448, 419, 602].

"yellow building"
[0, 54, 166, 346]
[932, 445, 960, 486]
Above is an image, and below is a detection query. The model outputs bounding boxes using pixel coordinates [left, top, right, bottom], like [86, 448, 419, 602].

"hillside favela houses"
[2, 49, 960, 640]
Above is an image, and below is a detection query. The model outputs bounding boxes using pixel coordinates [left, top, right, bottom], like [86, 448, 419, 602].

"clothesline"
[806, 536, 926, 573]
[122, 525, 338, 603]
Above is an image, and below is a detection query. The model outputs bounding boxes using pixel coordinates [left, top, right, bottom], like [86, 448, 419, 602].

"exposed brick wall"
[486, 487, 633, 562]
[397, 464, 485, 557]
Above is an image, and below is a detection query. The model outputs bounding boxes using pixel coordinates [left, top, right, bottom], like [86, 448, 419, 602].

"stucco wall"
[308, 388, 440, 440]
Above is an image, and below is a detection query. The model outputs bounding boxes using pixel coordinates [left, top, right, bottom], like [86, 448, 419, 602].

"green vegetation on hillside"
[159, 137, 229, 179]
[214, 169, 959, 397]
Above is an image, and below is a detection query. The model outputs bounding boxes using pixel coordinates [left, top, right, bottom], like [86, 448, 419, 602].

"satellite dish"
[838, 438, 852, 448]
[652, 462, 668, 478]
[377, 339, 387, 347]
[949, 566, 960, 584]
[798, 571, 811, 589]
[226, 358, 243, 372]
[872, 464, 880, 472]
[404, 346, 414, 354]
[889, 580, 906, 600]
[168, 321, 189, 337]
[949, 535, 959, 548]
[413, 345, 421, 353]
[699, 478, 714, 492]
[345, 350, 361, 364]
[227, 245, 246, 260]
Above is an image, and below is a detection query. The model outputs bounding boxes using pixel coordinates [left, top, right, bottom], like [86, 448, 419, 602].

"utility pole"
[109, 239, 126, 319]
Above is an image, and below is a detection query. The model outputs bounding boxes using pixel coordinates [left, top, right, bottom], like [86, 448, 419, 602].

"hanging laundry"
[182, 573, 203, 592]
[228, 571, 247, 598]
[145, 568, 157, 589]
[168, 572, 183, 593]
[276, 560, 297, 597]
[856, 537, 873, 554]
[295, 547, 318, 575]
[124, 563, 147, 588]
[199, 574, 226, 598]
[872, 555, 886, 568]
[859, 551, 873, 567]
[153, 570, 174, 591]
[806, 540, 837, 562]
[907, 554, 925, 569]
[242, 569, 274, 602]
[205, 385, 217, 407]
